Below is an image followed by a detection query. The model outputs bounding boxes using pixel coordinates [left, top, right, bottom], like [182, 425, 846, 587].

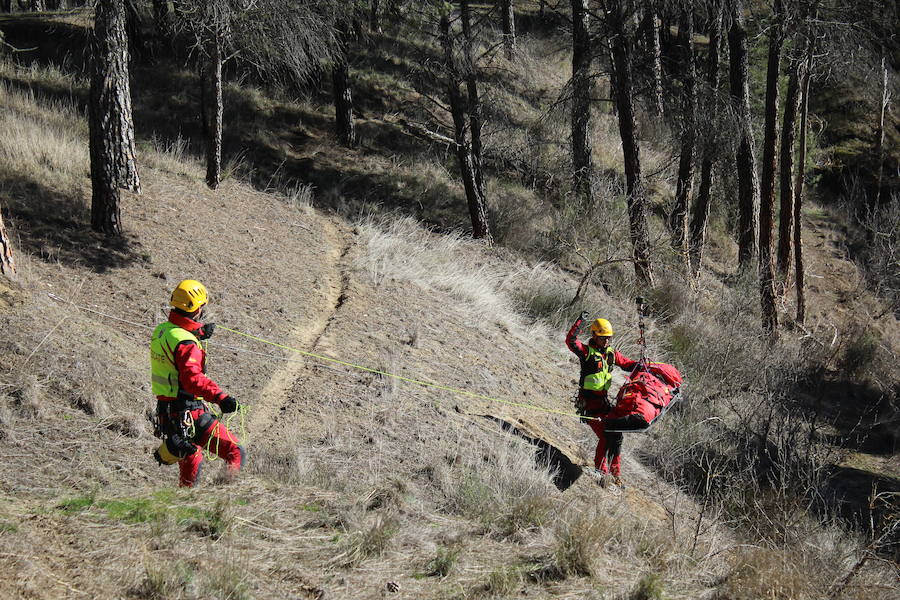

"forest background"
[0, 1, 897, 599]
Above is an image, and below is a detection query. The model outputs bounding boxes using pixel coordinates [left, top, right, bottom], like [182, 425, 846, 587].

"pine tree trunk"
[1, 1, 12, 13]
[794, 41, 813, 324]
[571, 0, 593, 205]
[0, 209, 15, 280]
[204, 29, 223, 189]
[875, 50, 888, 205]
[500, 0, 515, 60]
[462, 0, 486, 206]
[776, 60, 801, 286]
[332, 52, 356, 148]
[607, 0, 653, 288]
[758, 0, 783, 338]
[646, 3, 664, 116]
[369, 0, 381, 34]
[89, 0, 140, 236]
[441, 12, 492, 245]
[670, 8, 695, 268]
[728, 0, 758, 270]
[688, 1, 722, 280]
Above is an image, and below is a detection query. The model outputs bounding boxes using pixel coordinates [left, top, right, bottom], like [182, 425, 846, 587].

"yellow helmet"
[170, 279, 208, 313]
[590, 318, 614, 337]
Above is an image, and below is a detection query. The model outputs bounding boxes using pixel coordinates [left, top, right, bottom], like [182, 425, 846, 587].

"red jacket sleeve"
[565, 319, 588, 359]
[614, 350, 638, 371]
[173, 341, 227, 403]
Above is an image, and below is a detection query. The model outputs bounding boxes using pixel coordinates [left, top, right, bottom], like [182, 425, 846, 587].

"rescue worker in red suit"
[150, 280, 245, 487]
[566, 312, 637, 487]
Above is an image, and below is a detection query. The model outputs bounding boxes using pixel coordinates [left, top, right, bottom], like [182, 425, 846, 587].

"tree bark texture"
[204, 28, 223, 189]
[688, 1, 723, 280]
[369, 0, 381, 33]
[758, 0, 784, 337]
[89, 0, 140, 236]
[776, 59, 801, 285]
[500, 0, 515, 60]
[607, 0, 653, 288]
[440, 12, 493, 245]
[0, 209, 16, 280]
[728, 1, 758, 271]
[670, 7, 695, 267]
[571, 0, 593, 205]
[875, 50, 888, 205]
[461, 0, 486, 201]
[1, 1, 12, 13]
[794, 41, 813, 324]
[332, 52, 356, 147]
[645, 3, 664, 116]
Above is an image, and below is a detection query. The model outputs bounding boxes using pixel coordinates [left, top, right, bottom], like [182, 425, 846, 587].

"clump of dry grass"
[545, 508, 618, 579]
[332, 514, 400, 569]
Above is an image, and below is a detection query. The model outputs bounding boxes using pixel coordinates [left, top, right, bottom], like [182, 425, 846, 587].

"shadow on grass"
[1, 176, 145, 273]
[789, 370, 899, 456]
[478, 414, 583, 491]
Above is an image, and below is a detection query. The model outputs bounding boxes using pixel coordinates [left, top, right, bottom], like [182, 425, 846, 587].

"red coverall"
[565, 318, 637, 476]
[157, 311, 244, 487]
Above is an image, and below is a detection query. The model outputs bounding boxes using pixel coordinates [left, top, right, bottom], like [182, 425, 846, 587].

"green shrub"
[630, 572, 665, 600]
[428, 544, 462, 578]
[838, 324, 881, 378]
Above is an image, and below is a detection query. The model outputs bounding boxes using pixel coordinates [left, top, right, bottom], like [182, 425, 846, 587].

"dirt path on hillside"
[247, 216, 354, 439]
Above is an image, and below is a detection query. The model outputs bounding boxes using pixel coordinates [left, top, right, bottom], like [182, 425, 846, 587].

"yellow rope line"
[218, 326, 592, 421]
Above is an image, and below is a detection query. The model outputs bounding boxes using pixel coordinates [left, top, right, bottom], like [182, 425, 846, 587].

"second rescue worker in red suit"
[150, 280, 245, 487]
[566, 312, 636, 487]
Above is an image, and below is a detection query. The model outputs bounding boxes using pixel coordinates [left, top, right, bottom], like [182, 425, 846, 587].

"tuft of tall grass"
[547, 508, 618, 578]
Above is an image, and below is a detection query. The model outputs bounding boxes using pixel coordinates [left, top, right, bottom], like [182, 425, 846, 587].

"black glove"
[219, 395, 238, 413]
[197, 322, 216, 340]
[579, 311, 590, 322]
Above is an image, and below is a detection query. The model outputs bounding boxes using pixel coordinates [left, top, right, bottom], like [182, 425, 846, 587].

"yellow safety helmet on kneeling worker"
[170, 279, 208, 313]
[590, 318, 614, 337]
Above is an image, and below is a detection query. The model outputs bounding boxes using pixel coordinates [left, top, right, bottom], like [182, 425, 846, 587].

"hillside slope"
[0, 6, 897, 600]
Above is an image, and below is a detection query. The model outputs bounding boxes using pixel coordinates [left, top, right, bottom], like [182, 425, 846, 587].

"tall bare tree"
[180, 0, 339, 189]
[689, 0, 724, 280]
[499, 0, 515, 60]
[669, 7, 696, 270]
[644, 1, 664, 117]
[332, 8, 360, 149]
[461, 0, 486, 205]
[729, 0, 758, 271]
[776, 49, 802, 287]
[759, 0, 785, 337]
[874, 48, 890, 205]
[89, 0, 140, 235]
[605, 0, 654, 287]
[571, 0, 594, 205]
[794, 36, 814, 324]
[440, 6, 492, 244]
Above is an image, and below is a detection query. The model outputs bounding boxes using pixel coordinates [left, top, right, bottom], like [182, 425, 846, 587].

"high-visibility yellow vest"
[582, 346, 616, 392]
[150, 321, 200, 398]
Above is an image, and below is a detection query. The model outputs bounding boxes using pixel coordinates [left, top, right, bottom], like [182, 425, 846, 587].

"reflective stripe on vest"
[582, 346, 615, 392]
[150, 321, 200, 398]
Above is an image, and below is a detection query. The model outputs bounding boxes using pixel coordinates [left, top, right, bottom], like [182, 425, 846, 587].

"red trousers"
[587, 419, 623, 476]
[177, 411, 244, 487]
